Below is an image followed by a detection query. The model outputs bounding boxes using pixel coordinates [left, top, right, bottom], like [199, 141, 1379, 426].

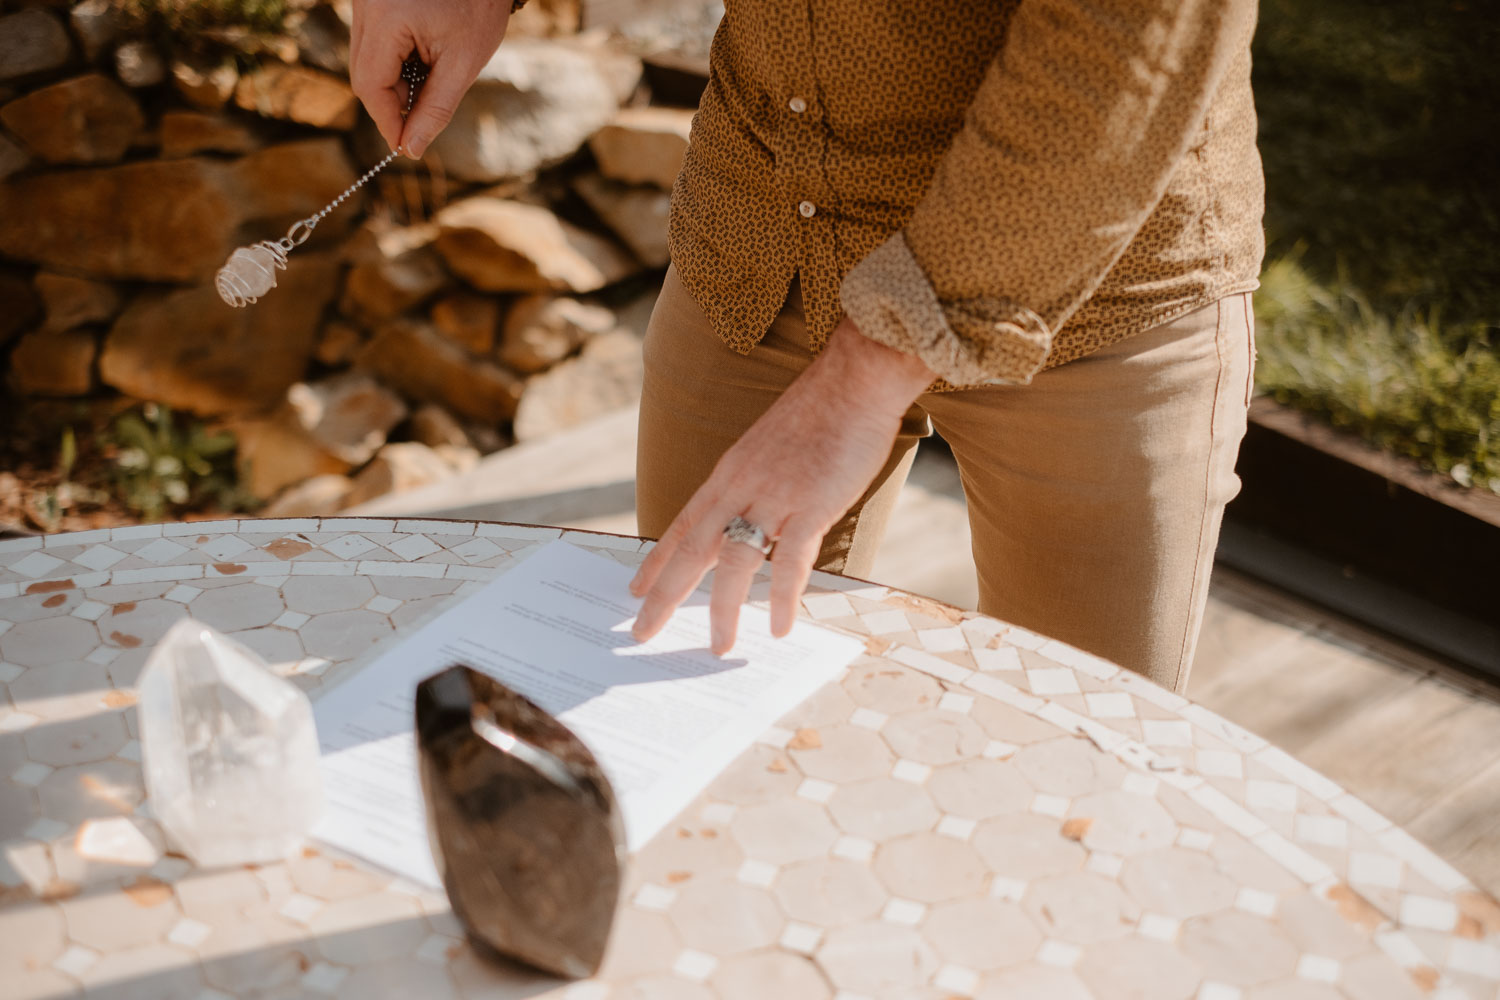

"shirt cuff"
[839, 232, 1053, 387]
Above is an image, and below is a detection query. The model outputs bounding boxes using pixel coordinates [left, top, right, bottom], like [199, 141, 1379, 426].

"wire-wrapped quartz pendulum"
[216, 55, 427, 308]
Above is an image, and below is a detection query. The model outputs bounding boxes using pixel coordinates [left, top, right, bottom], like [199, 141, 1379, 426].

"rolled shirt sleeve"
[840, 0, 1259, 386]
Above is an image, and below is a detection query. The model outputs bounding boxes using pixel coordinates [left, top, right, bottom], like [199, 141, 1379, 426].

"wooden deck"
[354, 407, 1500, 896]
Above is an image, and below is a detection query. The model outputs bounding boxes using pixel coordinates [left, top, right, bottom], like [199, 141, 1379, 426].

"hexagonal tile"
[1013, 737, 1126, 797]
[0, 898, 68, 974]
[730, 799, 838, 865]
[882, 710, 987, 766]
[974, 964, 1095, 1000]
[188, 585, 285, 633]
[58, 884, 180, 951]
[668, 877, 784, 955]
[597, 910, 681, 980]
[817, 920, 940, 994]
[299, 610, 395, 662]
[1024, 871, 1139, 944]
[99, 598, 190, 651]
[973, 813, 1087, 880]
[1120, 847, 1238, 918]
[0, 616, 99, 668]
[827, 778, 939, 840]
[842, 662, 943, 715]
[927, 758, 1034, 820]
[971, 697, 1068, 746]
[281, 576, 377, 616]
[24, 712, 128, 768]
[712, 950, 831, 1000]
[1180, 910, 1298, 986]
[1246, 981, 1346, 1000]
[1274, 891, 1373, 960]
[310, 893, 427, 965]
[779, 681, 855, 729]
[7, 660, 111, 722]
[335, 958, 461, 1000]
[36, 760, 146, 824]
[707, 746, 802, 806]
[873, 833, 987, 903]
[1072, 790, 1177, 856]
[227, 628, 305, 670]
[1076, 935, 1202, 1000]
[923, 897, 1042, 970]
[772, 857, 886, 928]
[632, 823, 744, 889]
[789, 724, 894, 783]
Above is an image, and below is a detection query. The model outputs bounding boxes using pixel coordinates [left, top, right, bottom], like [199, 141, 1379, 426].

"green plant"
[101, 404, 251, 521]
[1254, 254, 1500, 493]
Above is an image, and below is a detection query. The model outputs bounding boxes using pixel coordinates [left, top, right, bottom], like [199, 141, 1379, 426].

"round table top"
[0, 517, 1495, 1000]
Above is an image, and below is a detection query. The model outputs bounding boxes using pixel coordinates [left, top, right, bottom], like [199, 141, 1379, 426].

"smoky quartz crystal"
[415, 664, 625, 978]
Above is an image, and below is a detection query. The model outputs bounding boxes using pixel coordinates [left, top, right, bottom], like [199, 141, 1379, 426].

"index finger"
[349, 25, 411, 152]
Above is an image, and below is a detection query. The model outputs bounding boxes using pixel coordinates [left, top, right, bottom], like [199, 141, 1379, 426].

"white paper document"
[311, 540, 862, 887]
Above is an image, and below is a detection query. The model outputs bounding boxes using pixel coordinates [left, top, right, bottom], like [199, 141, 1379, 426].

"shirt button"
[788, 96, 808, 113]
[798, 200, 816, 218]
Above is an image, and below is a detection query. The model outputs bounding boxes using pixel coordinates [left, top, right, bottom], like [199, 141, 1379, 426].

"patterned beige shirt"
[665, 0, 1265, 388]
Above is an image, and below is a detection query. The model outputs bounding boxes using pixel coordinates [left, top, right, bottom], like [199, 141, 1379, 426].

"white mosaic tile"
[1030, 794, 1070, 818]
[9, 550, 65, 577]
[1026, 668, 1080, 696]
[973, 646, 1024, 671]
[1196, 983, 1241, 1000]
[1138, 914, 1181, 942]
[1234, 888, 1278, 917]
[850, 708, 888, 730]
[386, 535, 442, 561]
[1036, 940, 1081, 968]
[779, 922, 822, 954]
[0, 661, 22, 683]
[801, 591, 856, 619]
[934, 964, 980, 996]
[133, 538, 189, 564]
[1295, 814, 1349, 848]
[415, 933, 456, 964]
[1140, 719, 1194, 747]
[1329, 792, 1393, 834]
[278, 893, 324, 924]
[167, 917, 212, 948]
[1349, 851, 1404, 889]
[11, 761, 52, 786]
[633, 884, 677, 911]
[796, 778, 835, 803]
[322, 534, 379, 559]
[1296, 955, 1341, 983]
[1086, 853, 1124, 878]
[881, 898, 926, 925]
[1195, 749, 1244, 779]
[861, 610, 911, 635]
[736, 860, 777, 888]
[199, 535, 253, 560]
[70, 600, 110, 621]
[936, 816, 977, 841]
[937, 692, 974, 714]
[1084, 692, 1135, 718]
[1245, 779, 1299, 813]
[892, 760, 932, 784]
[52, 944, 101, 977]
[1446, 939, 1500, 979]
[832, 836, 875, 863]
[672, 949, 718, 981]
[1400, 895, 1460, 932]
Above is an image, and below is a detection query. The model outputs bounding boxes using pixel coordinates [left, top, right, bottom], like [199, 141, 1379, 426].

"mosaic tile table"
[0, 518, 1497, 1000]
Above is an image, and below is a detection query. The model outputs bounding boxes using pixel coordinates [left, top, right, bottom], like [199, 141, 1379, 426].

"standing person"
[351, 0, 1264, 693]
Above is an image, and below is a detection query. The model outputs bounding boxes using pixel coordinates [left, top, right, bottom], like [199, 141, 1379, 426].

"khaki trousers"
[637, 267, 1256, 693]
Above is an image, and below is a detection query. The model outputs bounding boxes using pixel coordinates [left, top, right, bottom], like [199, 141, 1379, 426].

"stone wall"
[0, 0, 712, 520]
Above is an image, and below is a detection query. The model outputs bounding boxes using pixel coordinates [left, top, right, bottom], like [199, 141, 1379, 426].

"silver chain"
[282, 55, 427, 248]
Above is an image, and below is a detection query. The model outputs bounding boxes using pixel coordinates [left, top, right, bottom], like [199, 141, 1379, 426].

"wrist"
[812, 316, 935, 414]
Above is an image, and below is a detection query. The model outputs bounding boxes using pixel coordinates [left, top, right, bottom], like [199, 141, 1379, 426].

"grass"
[1250, 0, 1500, 492]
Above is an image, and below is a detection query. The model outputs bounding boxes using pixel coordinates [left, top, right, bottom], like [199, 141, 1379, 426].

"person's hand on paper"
[630, 316, 935, 655]
[350, 0, 511, 158]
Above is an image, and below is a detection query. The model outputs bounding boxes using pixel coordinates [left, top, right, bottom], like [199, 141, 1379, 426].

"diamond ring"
[723, 515, 774, 557]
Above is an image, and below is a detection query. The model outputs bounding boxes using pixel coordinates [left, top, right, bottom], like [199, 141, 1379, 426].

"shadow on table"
[2, 878, 566, 998]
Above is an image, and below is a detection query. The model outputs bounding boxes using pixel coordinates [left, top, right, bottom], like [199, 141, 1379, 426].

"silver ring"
[723, 515, 774, 556]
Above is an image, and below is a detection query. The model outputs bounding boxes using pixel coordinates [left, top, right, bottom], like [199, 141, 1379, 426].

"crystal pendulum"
[215, 55, 427, 307]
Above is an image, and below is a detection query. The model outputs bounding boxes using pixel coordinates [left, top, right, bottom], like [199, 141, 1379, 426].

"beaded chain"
[215, 54, 428, 307]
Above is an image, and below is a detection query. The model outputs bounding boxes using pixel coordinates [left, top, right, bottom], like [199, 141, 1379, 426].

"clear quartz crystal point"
[139, 618, 323, 866]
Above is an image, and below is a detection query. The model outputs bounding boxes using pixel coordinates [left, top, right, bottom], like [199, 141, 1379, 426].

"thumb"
[399, 58, 469, 159]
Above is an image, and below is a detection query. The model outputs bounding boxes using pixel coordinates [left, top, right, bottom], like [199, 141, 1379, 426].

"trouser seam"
[1173, 298, 1227, 692]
